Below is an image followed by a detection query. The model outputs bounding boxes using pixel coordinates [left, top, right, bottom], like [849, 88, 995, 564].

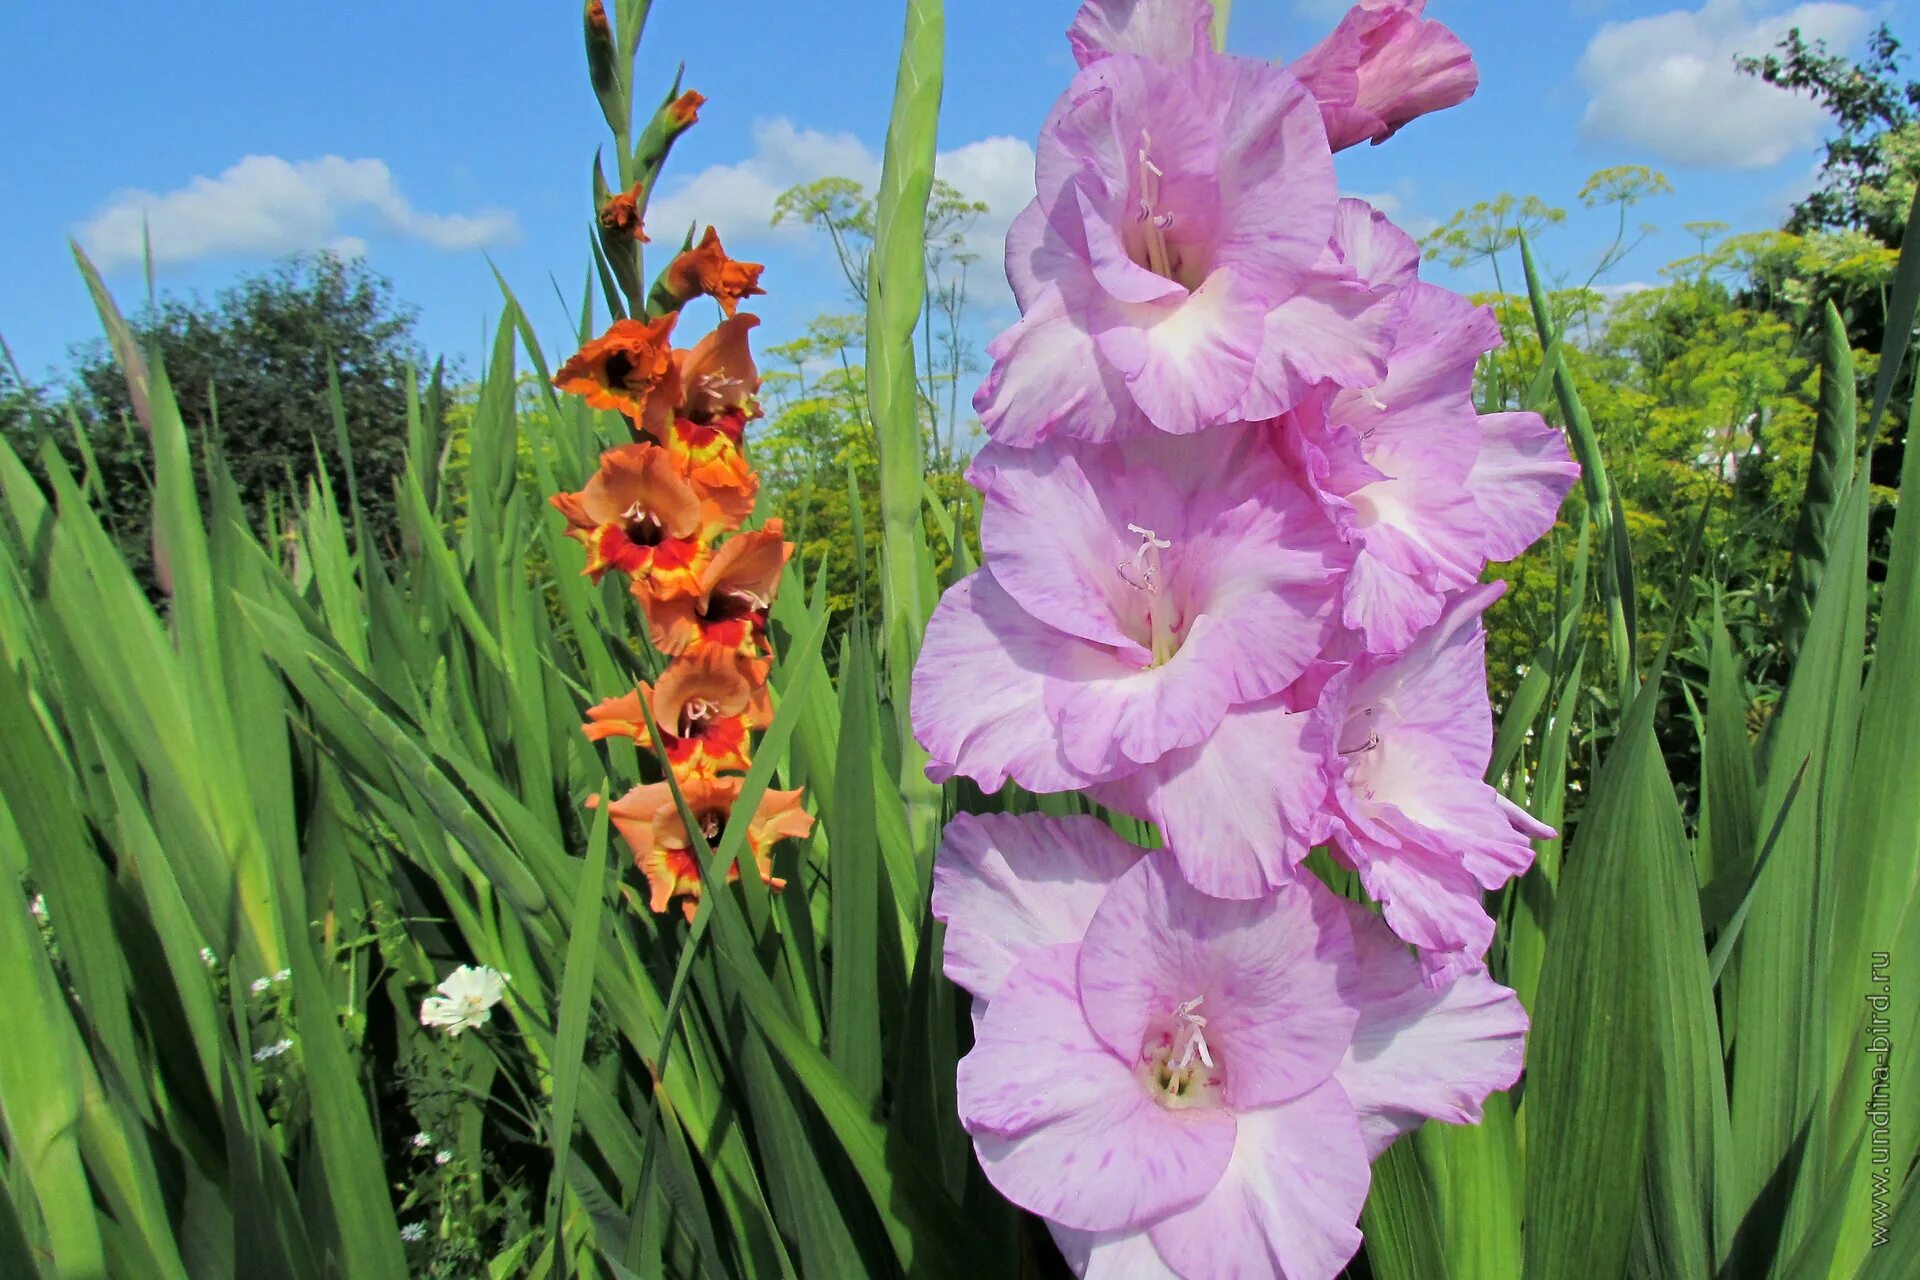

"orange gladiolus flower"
[606, 776, 811, 920]
[664, 228, 766, 318]
[667, 89, 706, 127]
[639, 522, 791, 660]
[551, 444, 708, 591]
[585, 0, 610, 36]
[673, 313, 762, 424]
[598, 184, 649, 241]
[553, 314, 680, 436]
[583, 649, 771, 776]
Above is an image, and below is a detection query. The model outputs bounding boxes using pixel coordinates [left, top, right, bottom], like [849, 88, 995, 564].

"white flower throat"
[1142, 994, 1223, 1109]
[1118, 523, 1180, 666]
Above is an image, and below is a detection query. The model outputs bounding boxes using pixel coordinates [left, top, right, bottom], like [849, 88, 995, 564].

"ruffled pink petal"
[1339, 545, 1446, 655]
[911, 570, 1114, 795]
[1050, 614, 1240, 772]
[1077, 861, 1358, 1110]
[1191, 55, 1338, 300]
[1067, 0, 1215, 68]
[972, 442, 1154, 655]
[960, 945, 1236, 1232]
[1089, 695, 1329, 899]
[1337, 832, 1499, 981]
[1331, 283, 1498, 471]
[1094, 277, 1268, 433]
[1331, 899, 1527, 1155]
[1468, 410, 1580, 563]
[1330, 195, 1421, 287]
[1348, 581, 1502, 768]
[1235, 199, 1419, 421]
[1146, 1080, 1371, 1280]
[973, 293, 1138, 447]
[932, 813, 1143, 1004]
[1175, 491, 1345, 704]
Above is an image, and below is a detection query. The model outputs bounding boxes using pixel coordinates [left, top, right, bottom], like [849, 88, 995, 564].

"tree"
[772, 176, 987, 465]
[55, 254, 442, 591]
[1737, 23, 1920, 246]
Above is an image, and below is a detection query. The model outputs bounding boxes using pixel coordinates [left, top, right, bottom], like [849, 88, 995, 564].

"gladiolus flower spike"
[552, 202, 804, 922]
[910, 5, 1578, 1276]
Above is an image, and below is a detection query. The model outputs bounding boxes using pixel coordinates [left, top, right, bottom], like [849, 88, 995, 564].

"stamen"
[1135, 132, 1174, 279]
[1172, 996, 1213, 1071]
[1117, 523, 1171, 594]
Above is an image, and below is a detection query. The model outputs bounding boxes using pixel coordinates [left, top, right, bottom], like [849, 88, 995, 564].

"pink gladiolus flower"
[1282, 281, 1577, 654]
[934, 813, 1528, 1279]
[911, 424, 1347, 894]
[976, 48, 1405, 443]
[1290, 0, 1479, 151]
[1318, 584, 1556, 982]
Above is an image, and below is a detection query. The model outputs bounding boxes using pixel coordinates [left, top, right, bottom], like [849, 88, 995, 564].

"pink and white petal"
[1049, 616, 1238, 774]
[1090, 695, 1329, 899]
[1340, 545, 1444, 656]
[1367, 754, 1538, 890]
[975, 294, 1141, 447]
[1467, 411, 1579, 563]
[1352, 478, 1485, 591]
[1190, 55, 1339, 301]
[1499, 792, 1558, 842]
[1005, 197, 1076, 314]
[1077, 862, 1358, 1109]
[911, 571, 1112, 795]
[1049, 1224, 1182, 1278]
[1097, 278, 1266, 434]
[1350, 582, 1502, 767]
[1339, 828, 1498, 976]
[1332, 900, 1528, 1156]
[974, 442, 1151, 654]
[1178, 496, 1345, 704]
[1236, 270, 1404, 422]
[961, 945, 1236, 1231]
[1340, 284, 1499, 462]
[1330, 197, 1421, 291]
[1067, 0, 1214, 68]
[1146, 1080, 1371, 1280]
[933, 813, 1144, 1003]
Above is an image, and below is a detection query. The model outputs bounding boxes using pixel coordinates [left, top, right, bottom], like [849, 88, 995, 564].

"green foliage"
[5, 254, 444, 594]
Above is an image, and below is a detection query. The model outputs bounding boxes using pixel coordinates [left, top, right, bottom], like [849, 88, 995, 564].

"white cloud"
[77, 155, 518, 270]
[647, 117, 1036, 304]
[1579, 0, 1872, 168]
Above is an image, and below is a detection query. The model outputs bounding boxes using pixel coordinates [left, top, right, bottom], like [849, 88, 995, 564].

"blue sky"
[1, 0, 1909, 388]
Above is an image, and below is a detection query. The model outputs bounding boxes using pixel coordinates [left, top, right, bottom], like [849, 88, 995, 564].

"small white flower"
[29, 894, 48, 924]
[399, 1222, 426, 1243]
[434, 1149, 453, 1166]
[253, 1038, 293, 1063]
[272, 968, 291, 984]
[418, 964, 507, 1037]
[411, 1131, 433, 1149]
[199, 947, 217, 967]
